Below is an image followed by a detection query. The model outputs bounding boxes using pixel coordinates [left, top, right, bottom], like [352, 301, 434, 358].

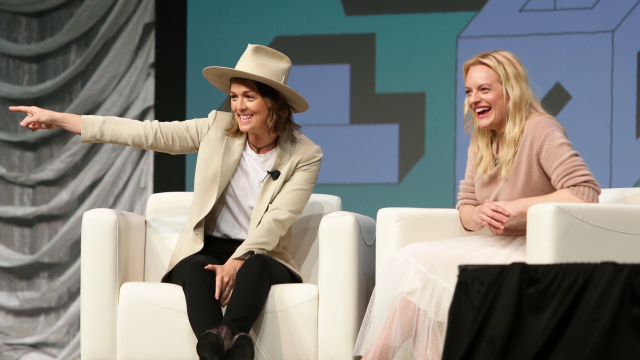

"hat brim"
[202, 66, 309, 113]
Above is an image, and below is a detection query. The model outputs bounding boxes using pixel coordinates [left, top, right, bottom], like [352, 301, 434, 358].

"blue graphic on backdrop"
[456, 0, 640, 191]
[289, 65, 351, 126]
[288, 65, 400, 184]
[522, 0, 599, 11]
[270, 34, 426, 185]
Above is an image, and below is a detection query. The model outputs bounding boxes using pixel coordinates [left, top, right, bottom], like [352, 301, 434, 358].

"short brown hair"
[225, 79, 301, 137]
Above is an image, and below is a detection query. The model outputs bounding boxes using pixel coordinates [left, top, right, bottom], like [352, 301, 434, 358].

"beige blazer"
[81, 110, 323, 280]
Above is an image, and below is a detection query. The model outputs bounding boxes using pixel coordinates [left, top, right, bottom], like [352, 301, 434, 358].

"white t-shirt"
[204, 143, 276, 240]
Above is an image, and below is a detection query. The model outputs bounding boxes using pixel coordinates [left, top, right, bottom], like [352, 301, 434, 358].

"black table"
[442, 263, 640, 360]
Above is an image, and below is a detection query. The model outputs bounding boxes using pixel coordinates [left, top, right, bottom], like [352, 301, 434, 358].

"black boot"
[225, 332, 254, 360]
[197, 325, 233, 360]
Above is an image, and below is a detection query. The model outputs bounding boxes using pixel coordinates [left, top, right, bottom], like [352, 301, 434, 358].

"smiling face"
[229, 78, 271, 136]
[465, 64, 508, 132]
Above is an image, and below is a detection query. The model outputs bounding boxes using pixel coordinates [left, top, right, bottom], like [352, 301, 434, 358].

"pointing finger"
[9, 106, 33, 114]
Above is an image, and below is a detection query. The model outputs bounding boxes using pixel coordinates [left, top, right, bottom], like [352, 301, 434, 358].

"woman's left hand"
[492, 200, 526, 229]
[204, 258, 245, 307]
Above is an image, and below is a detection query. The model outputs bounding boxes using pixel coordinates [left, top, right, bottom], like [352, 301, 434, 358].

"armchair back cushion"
[599, 187, 640, 204]
[289, 194, 343, 284]
[145, 192, 195, 282]
[144, 192, 342, 283]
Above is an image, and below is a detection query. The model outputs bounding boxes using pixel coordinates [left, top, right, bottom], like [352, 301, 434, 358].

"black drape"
[443, 263, 640, 360]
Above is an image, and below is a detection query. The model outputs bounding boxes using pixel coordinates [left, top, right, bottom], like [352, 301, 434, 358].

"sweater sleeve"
[539, 124, 601, 203]
[456, 144, 481, 210]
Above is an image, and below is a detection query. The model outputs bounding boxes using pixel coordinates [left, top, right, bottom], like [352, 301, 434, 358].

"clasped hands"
[204, 258, 245, 307]
[474, 199, 523, 235]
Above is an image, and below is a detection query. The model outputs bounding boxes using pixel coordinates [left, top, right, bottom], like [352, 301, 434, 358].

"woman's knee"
[238, 254, 271, 276]
[180, 256, 216, 281]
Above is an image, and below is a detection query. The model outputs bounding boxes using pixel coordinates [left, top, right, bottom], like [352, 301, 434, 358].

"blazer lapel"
[167, 115, 245, 272]
[250, 131, 293, 228]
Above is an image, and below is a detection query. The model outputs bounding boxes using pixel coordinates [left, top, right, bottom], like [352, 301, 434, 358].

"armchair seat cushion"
[263, 283, 318, 314]
[116, 282, 320, 360]
[117, 282, 197, 360]
[120, 282, 188, 314]
[253, 284, 319, 360]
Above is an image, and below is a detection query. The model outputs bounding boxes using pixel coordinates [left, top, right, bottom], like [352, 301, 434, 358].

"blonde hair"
[462, 50, 564, 179]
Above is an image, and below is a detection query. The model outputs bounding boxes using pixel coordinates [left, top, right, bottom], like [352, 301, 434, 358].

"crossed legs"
[167, 253, 300, 338]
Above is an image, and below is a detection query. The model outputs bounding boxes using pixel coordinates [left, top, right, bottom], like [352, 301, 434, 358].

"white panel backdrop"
[0, 0, 154, 358]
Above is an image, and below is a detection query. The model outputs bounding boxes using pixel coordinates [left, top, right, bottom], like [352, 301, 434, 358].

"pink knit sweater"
[456, 116, 601, 235]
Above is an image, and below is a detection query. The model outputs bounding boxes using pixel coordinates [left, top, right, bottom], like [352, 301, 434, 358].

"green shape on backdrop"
[186, 0, 476, 218]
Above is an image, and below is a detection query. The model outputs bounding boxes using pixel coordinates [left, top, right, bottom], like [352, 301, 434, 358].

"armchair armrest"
[317, 211, 375, 360]
[81, 209, 146, 359]
[375, 208, 491, 281]
[527, 203, 640, 263]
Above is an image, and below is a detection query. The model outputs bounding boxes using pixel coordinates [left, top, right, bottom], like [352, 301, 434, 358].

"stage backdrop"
[187, 0, 640, 218]
[0, 0, 154, 359]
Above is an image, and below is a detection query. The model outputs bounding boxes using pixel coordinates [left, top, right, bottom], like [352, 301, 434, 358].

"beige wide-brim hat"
[203, 44, 309, 113]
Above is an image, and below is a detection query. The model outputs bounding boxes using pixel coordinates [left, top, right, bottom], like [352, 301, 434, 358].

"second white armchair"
[375, 188, 640, 281]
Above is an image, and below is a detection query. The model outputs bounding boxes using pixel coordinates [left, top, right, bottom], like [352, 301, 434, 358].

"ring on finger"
[224, 289, 230, 293]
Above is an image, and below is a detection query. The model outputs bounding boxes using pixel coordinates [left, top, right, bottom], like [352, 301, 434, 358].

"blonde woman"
[354, 51, 600, 360]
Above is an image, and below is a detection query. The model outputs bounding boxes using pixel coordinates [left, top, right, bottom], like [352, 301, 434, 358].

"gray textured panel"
[0, 0, 154, 358]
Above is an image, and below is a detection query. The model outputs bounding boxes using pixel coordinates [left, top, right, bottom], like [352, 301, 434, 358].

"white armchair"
[375, 188, 640, 280]
[80, 193, 375, 360]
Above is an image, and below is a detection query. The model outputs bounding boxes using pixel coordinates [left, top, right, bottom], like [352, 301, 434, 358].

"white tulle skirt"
[353, 235, 527, 360]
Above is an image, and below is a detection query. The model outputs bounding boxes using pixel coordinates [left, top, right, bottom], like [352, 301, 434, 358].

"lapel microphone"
[267, 170, 281, 180]
[263, 170, 281, 182]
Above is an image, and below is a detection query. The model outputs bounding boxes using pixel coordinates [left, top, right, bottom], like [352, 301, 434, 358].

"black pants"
[164, 235, 300, 338]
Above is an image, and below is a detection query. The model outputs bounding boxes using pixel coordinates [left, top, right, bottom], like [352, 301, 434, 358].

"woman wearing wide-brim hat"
[10, 44, 322, 360]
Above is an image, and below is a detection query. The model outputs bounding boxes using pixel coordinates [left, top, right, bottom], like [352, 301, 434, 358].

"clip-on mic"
[263, 170, 281, 182]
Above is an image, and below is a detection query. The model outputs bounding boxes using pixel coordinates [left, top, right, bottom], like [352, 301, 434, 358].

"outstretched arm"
[10, 106, 82, 134]
[10, 106, 229, 155]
